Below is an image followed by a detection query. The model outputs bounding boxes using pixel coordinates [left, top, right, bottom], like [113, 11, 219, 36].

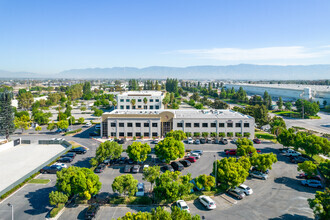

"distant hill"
[1, 64, 330, 79]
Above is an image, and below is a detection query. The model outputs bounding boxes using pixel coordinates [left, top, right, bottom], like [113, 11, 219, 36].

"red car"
[185, 156, 197, 163]
[298, 173, 321, 181]
[253, 139, 261, 144]
[225, 149, 237, 155]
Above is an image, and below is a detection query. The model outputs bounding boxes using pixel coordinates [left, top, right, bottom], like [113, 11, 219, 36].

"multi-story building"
[116, 91, 165, 110]
[101, 109, 254, 139]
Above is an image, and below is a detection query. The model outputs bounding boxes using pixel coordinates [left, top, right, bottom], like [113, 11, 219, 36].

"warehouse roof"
[117, 91, 164, 96]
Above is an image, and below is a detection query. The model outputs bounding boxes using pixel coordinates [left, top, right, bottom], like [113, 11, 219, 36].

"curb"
[220, 194, 237, 204]
[46, 207, 66, 220]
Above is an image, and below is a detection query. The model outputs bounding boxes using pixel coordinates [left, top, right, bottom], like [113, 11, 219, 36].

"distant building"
[101, 109, 255, 139]
[116, 91, 165, 110]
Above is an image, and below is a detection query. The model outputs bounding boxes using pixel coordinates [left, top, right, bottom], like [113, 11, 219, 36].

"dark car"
[225, 149, 237, 155]
[85, 203, 100, 219]
[57, 157, 73, 163]
[61, 152, 76, 158]
[179, 160, 191, 167]
[69, 147, 87, 154]
[200, 138, 206, 144]
[116, 138, 126, 144]
[220, 138, 228, 145]
[227, 188, 246, 200]
[251, 166, 269, 174]
[253, 138, 261, 144]
[94, 164, 106, 173]
[291, 156, 308, 164]
[162, 165, 174, 172]
[119, 157, 128, 164]
[124, 165, 133, 173]
[55, 129, 62, 133]
[127, 159, 135, 164]
[171, 161, 184, 171]
[298, 173, 322, 181]
[40, 165, 62, 174]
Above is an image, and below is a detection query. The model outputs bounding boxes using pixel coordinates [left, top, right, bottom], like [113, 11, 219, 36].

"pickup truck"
[285, 150, 301, 157]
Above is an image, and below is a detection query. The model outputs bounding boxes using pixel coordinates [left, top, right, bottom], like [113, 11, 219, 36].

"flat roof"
[117, 91, 164, 96]
[227, 83, 330, 92]
[104, 109, 253, 120]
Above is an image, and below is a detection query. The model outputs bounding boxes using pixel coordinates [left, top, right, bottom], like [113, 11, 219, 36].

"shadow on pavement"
[269, 213, 313, 220]
[274, 177, 319, 194]
[24, 186, 55, 216]
[72, 156, 93, 168]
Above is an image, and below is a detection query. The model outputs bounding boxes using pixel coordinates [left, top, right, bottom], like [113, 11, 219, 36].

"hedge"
[49, 203, 65, 218]
[64, 128, 82, 136]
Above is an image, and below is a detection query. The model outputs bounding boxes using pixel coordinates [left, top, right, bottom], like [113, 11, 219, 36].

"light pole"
[7, 203, 13, 220]
[214, 154, 217, 187]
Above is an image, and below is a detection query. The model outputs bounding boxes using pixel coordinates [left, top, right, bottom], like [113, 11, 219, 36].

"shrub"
[227, 132, 233, 137]
[219, 132, 225, 137]
[49, 203, 65, 218]
[64, 128, 82, 135]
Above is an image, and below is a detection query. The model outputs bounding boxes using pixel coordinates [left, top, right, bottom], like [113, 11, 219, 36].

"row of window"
[119, 105, 160, 110]
[177, 122, 249, 128]
[111, 122, 158, 128]
[110, 132, 158, 137]
[119, 99, 160, 103]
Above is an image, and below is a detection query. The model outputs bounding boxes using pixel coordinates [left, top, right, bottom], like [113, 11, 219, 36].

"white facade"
[116, 91, 164, 110]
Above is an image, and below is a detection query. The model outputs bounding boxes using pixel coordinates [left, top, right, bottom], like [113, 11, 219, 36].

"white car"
[136, 183, 145, 197]
[237, 184, 253, 195]
[84, 122, 92, 127]
[54, 163, 68, 169]
[190, 150, 203, 155]
[176, 200, 190, 213]
[198, 195, 216, 210]
[285, 149, 301, 157]
[188, 152, 200, 159]
[143, 165, 149, 170]
[153, 139, 159, 144]
[187, 137, 194, 144]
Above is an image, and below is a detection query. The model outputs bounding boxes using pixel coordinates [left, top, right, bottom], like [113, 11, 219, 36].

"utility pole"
[214, 154, 217, 187]
[7, 203, 13, 220]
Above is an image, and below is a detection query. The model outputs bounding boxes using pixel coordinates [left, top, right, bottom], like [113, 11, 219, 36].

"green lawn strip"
[255, 132, 277, 142]
[28, 179, 50, 184]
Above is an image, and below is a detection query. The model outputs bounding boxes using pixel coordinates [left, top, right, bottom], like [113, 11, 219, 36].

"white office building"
[116, 91, 165, 110]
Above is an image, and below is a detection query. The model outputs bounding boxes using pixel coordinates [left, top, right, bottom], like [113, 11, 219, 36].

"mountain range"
[1, 64, 330, 80]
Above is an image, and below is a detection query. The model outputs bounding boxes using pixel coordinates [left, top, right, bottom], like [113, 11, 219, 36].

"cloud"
[172, 46, 330, 61]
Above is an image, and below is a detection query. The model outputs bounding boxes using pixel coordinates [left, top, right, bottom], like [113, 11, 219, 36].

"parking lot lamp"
[214, 155, 217, 187]
[7, 203, 13, 220]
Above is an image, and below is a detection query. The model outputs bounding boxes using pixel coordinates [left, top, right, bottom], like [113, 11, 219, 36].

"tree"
[143, 166, 160, 190]
[47, 123, 56, 131]
[57, 112, 67, 121]
[297, 161, 318, 178]
[57, 120, 69, 130]
[250, 153, 278, 172]
[0, 91, 15, 139]
[202, 132, 209, 138]
[83, 81, 91, 95]
[284, 102, 292, 110]
[112, 174, 138, 197]
[154, 137, 185, 163]
[195, 174, 215, 191]
[78, 117, 85, 124]
[126, 142, 151, 162]
[165, 130, 187, 141]
[295, 99, 320, 117]
[318, 160, 330, 181]
[56, 166, 102, 200]
[68, 116, 75, 125]
[80, 106, 87, 111]
[270, 116, 286, 136]
[17, 92, 34, 109]
[49, 191, 68, 207]
[91, 141, 123, 165]
[94, 109, 103, 117]
[237, 145, 256, 156]
[236, 138, 253, 147]
[277, 97, 283, 110]
[171, 206, 201, 220]
[35, 126, 42, 133]
[308, 188, 330, 220]
[14, 115, 31, 133]
[277, 129, 296, 148]
[130, 99, 136, 107]
[211, 99, 229, 109]
[213, 157, 249, 189]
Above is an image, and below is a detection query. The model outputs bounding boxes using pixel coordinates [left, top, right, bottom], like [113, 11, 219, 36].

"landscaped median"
[64, 128, 82, 136]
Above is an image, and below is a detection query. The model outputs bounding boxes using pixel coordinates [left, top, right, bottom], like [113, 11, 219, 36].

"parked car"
[102, 159, 111, 166]
[200, 138, 206, 144]
[132, 165, 140, 173]
[40, 165, 62, 174]
[298, 173, 322, 181]
[124, 165, 133, 173]
[190, 150, 203, 155]
[57, 157, 73, 163]
[185, 156, 197, 163]
[171, 161, 184, 171]
[214, 139, 220, 144]
[237, 184, 253, 195]
[55, 129, 62, 133]
[54, 163, 68, 169]
[225, 149, 237, 155]
[94, 164, 106, 173]
[163, 164, 174, 172]
[207, 138, 212, 143]
[290, 156, 308, 164]
[176, 200, 190, 213]
[301, 179, 323, 188]
[179, 160, 191, 167]
[153, 139, 160, 144]
[227, 188, 245, 200]
[195, 139, 200, 145]
[249, 171, 268, 180]
[253, 138, 261, 144]
[187, 137, 194, 144]
[251, 167, 269, 174]
[220, 138, 228, 145]
[61, 152, 76, 159]
[115, 138, 126, 144]
[198, 195, 216, 210]
[136, 183, 145, 197]
[119, 157, 128, 164]
[127, 159, 135, 164]
[284, 149, 301, 157]
[188, 152, 201, 159]
[69, 147, 87, 154]
[84, 122, 92, 127]
[85, 203, 100, 219]
[232, 138, 238, 144]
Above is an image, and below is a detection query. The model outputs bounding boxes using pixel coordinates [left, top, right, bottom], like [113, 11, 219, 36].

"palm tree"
[143, 97, 148, 105]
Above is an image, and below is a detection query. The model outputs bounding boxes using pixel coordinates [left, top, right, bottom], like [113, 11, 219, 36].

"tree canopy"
[126, 142, 151, 162]
[195, 174, 215, 191]
[250, 153, 278, 172]
[165, 130, 187, 141]
[308, 187, 330, 220]
[90, 141, 123, 166]
[297, 161, 318, 178]
[143, 166, 160, 190]
[112, 174, 138, 197]
[155, 137, 185, 163]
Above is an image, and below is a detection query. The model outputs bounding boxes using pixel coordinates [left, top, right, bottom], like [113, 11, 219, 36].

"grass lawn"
[28, 179, 50, 184]
[255, 132, 277, 142]
[69, 141, 82, 148]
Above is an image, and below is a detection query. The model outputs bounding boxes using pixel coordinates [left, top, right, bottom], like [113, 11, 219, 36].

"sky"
[1, 0, 330, 74]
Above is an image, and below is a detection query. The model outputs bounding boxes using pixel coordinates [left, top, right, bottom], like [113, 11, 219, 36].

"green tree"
[126, 142, 151, 162]
[237, 145, 256, 157]
[155, 137, 185, 163]
[308, 188, 330, 220]
[130, 99, 136, 107]
[277, 129, 296, 149]
[94, 109, 103, 117]
[112, 174, 138, 197]
[68, 116, 75, 125]
[277, 97, 283, 110]
[236, 138, 253, 147]
[250, 153, 278, 172]
[116, 211, 152, 220]
[143, 166, 161, 190]
[14, 115, 31, 133]
[17, 92, 34, 109]
[143, 97, 148, 105]
[83, 81, 91, 95]
[165, 130, 187, 141]
[319, 160, 330, 181]
[202, 132, 209, 138]
[91, 141, 123, 165]
[47, 123, 56, 131]
[56, 166, 102, 199]
[57, 120, 69, 130]
[171, 206, 201, 220]
[80, 106, 87, 111]
[35, 126, 42, 133]
[284, 102, 292, 110]
[295, 99, 320, 117]
[270, 116, 286, 136]
[78, 117, 85, 124]
[297, 161, 318, 178]
[195, 174, 215, 191]
[0, 91, 15, 139]
[49, 191, 68, 207]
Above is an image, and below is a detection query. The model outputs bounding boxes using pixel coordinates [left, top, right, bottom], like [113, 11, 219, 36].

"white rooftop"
[228, 83, 330, 92]
[118, 91, 164, 96]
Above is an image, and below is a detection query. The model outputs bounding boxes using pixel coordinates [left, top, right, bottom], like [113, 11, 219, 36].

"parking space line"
[110, 207, 117, 219]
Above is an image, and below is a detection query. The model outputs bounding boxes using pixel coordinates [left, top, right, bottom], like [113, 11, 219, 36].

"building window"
[136, 123, 141, 127]
[110, 123, 116, 127]
[152, 123, 158, 127]
[126, 99, 130, 102]
[185, 123, 191, 127]
[144, 132, 149, 137]
[194, 123, 200, 127]
[102, 121, 108, 137]
[150, 106, 154, 109]
[152, 132, 158, 137]
[236, 123, 241, 128]
[119, 132, 124, 137]
[244, 123, 250, 128]
[227, 123, 233, 128]
[120, 106, 124, 109]
[136, 132, 141, 137]
[150, 99, 154, 102]
[120, 99, 124, 102]
[127, 132, 133, 137]
[156, 99, 159, 102]
[111, 132, 116, 137]
[211, 123, 216, 127]
[126, 106, 130, 109]
[144, 106, 148, 109]
[119, 123, 124, 127]
[155, 106, 159, 109]
[127, 123, 133, 127]
[132, 106, 136, 109]
[177, 123, 183, 127]
[219, 123, 225, 127]
[138, 99, 142, 102]
[138, 105, 142, 109]
[144, 123, 149, 127]
[202, 123, 208, 128]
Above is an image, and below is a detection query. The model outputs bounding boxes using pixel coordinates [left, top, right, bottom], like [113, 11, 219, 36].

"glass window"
[138, 99, 142, 102]
[119, 123, 124, 127]
[227, 123, 233, 127]
[144, 132, 149, 137]
[127, 132, 133, 137]
[111, 132, 116, 136]
[136, 123, 141, 127]
[177, 123, 183, 127]
[244, 123, 250, 127]
[132, 106, 136, 109]
[126, 106, 130, 109]
[211, 123, 216, 127]
[144, 106, 148, 109]
[150, 99, 154, 102]
[120, 99, 124, 102]
[202, 123, 208, 128]
[155, 106, 159, 109]
[138, 105, 142, 109]
[150, 106, 154, 109]
[194, 123, 200, 127]
[126, 99, 130, 102]
[219, 123, 225, 127]
[185, 123, 191, 127]
[144, 123, 149, 127]
[155, 99, 159, 102]
[152, 123, 158, 127]
[120, 105, 124, 109]
[110, 123, 116, 127]
[119, 132, 124, 136]
[127, 123, 133, 127]
[152, 132, 158, 137]
[136, 132, 141, 137]
[236, 123, 241, 127]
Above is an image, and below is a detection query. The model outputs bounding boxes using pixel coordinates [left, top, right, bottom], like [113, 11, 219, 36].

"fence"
[0, 140, 72, 197]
